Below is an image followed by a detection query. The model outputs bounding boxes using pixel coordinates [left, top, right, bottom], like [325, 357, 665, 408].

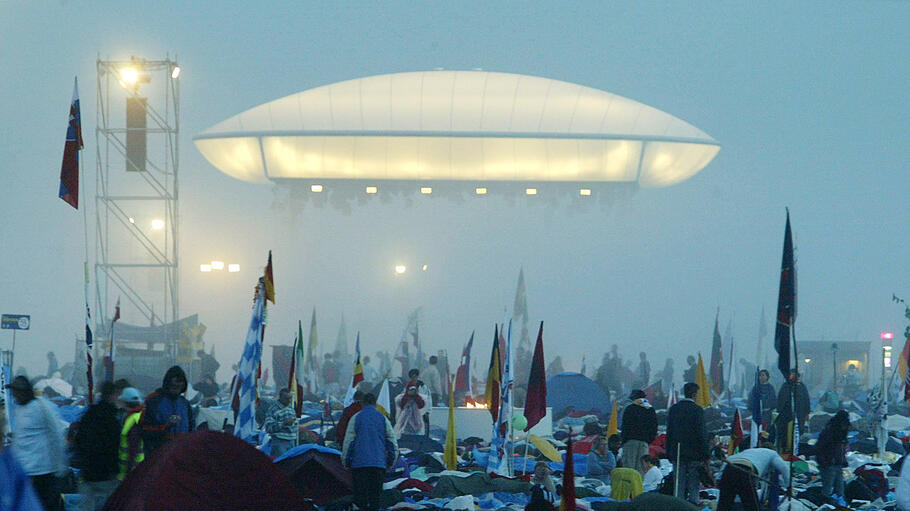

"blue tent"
[546, 372, 611, 419]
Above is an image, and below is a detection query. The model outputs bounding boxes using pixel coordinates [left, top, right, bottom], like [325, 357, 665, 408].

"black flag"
[774, 210, 797, 379]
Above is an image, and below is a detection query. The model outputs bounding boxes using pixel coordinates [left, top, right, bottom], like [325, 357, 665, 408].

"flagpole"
[79, 79, 93, 402]
[788, 319, 798, 501]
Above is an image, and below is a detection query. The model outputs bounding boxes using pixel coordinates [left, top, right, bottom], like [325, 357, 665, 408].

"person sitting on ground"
[640, 455, 663, 491]
[815, 409, 850, 504]
[587, 436, 617, 484]
[140, 365, 194, 456]
[264, 388, 298, 458]
[608, 433, 622, 459]
[118, 387, 144, 480]
[620, 389, 657, 473]
[529, 461, 559, 503]
[717, 443, 789, 511]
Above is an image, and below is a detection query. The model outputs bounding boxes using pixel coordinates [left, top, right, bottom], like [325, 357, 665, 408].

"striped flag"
[234, 279, 267, 443]
[289, 320, 306, 416]
[454, 331, 474, 395]
[483, 324, 501, 422]
[343, 333, 363, 406]
[59, 77, 83, 209]
[774, 210, 797, 379]
[727, 408, 744, 455]
[376, 379, 392, 417]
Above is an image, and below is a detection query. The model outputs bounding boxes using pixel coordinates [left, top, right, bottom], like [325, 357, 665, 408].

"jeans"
[78, 478, 119, 511]
[30, 473, 63, 511]
[270, 438, 294, 458]
[351, 467, 385, 511]
[621, 440, 649, 473]
[717, 463, 759, 511]
[673, 460, 703, 505]
[820, 465, 844, 500]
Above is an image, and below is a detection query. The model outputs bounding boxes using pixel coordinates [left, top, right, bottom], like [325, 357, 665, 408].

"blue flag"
[234, 280, 266, 444]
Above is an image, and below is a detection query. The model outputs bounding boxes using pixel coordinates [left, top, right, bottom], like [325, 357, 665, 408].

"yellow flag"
[696, 353, 711, 408]
[606, 400, 619, 438]
[444, 377, 458, 470]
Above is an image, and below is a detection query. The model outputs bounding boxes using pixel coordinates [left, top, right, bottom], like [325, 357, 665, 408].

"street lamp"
[879, 332, 894, 459]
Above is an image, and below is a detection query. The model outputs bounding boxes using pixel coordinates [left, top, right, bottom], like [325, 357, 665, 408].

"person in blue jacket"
[342, 392, 398, 511]
[140, 366, 194, 456]
[0, 409, 44, 511]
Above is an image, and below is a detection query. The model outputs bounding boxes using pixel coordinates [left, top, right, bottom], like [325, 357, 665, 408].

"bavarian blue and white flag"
[234, 280, 266, 444]
[488, 320, 515, 475]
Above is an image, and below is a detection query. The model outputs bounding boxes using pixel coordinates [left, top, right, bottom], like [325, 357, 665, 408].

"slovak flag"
[59, 77, 83, 209]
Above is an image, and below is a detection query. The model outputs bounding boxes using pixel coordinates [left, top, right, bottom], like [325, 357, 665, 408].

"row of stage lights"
[200, 261, 240, 273]
[307, 184, 594, 196]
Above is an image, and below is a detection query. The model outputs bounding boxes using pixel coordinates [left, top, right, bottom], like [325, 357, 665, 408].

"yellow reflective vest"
[118, 409, 144, 480]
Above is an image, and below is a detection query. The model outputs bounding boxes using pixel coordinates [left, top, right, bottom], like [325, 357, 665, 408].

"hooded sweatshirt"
[621, 398, 658, 444]
[140, 366, 194, 455]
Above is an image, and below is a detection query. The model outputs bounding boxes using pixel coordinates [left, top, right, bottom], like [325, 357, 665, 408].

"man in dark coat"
[666, 382, 709, 506]
[775, 369, 810, 453]
[815, 410, 850, 503]
[620, 389, 658, 473]
[682, 356, 697, 383]
[74, 381, 122, 510]
[140, 365, 194, 456]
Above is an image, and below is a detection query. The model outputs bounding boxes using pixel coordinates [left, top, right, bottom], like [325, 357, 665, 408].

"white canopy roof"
[194, 71, 719, 186]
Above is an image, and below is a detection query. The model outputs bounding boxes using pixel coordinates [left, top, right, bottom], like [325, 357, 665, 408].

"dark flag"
[774, 210, 797, 379]
[59, 78, 83, 209]
[484, 325, 501, 423]
[524, 322, 546, 431]
[709, 311, 724, 395]
[560, 434, 576, 511]
[454, 331, 474, 395]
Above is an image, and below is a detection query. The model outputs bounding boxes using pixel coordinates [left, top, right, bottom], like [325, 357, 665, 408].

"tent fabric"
[431, 472, 530, 498]
[546, 373, 610, 419]
[104, 431, 310, 511]
[399, 434, 444, 454]
[274, 444, 352, 505]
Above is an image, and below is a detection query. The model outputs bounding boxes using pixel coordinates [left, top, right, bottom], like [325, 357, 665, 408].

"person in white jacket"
[717, 446, 789, 511]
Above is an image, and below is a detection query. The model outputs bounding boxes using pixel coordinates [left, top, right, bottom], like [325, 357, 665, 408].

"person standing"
[635, 352, 651, 389]
[394, 372, 429, 437]
[586, 436, 617, 484]
[342, 393, 398, 511]
[336, 391, 364, 445]
[118, 387, 144, 480]
[682, 356, 697, 384]
[423, 356, 442, 405]
[6, 376, 67, 511]
[620, 389, 658, 473]
[73, 381, 122, 510]
[666, 382, 709, 506]
[815, 410, 850, 503]
[659, 359, 674, 394]
[264, 388, 298, 457]
[748, 369, 777, 429]
[717, 446, 789, 511]
[140, 366, 194, 456]
[46, 352, 59, 378]
[775, 369, 810, 453]
[0, 406, 44, 511]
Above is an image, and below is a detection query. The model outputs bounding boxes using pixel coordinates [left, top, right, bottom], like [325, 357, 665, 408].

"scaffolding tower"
[95, 56, 179, 362]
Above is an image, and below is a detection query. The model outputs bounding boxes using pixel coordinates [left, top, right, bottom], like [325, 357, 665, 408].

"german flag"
[264, 250, 275, 304]
[484, 324, 501, 423]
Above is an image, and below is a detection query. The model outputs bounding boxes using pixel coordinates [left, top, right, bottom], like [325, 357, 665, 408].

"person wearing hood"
[815, 410, 850, 503]
[118, 387, 144, 480]
[394, 371, 429, 437]
[139, 366, 194, 456]
[620, 389, 658, 473]
[73, 381, 122, 510]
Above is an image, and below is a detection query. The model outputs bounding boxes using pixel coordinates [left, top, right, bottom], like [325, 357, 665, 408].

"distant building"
[799, 340, 870, 390]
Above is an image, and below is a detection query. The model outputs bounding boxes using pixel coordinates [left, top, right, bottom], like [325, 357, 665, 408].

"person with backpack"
[73, 381, 122, 510]
[815, 410, 850, 504]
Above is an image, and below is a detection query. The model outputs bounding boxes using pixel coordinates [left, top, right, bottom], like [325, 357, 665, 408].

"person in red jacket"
[335, 391, 364, 444]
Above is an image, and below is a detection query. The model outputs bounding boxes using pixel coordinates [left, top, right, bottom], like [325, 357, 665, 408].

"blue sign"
[0, 314, 30, 330]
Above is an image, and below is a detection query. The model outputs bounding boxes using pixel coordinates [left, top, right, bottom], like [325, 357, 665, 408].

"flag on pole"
[335, 313, 348, 358]
[454, 331, 474, 395]
[234, 279, 267, 443]
[524, 321, 547, 431]
[59, 77, 83, 209]
[289, 320, 306, 416]
[495, 320, 515, 475]
[696, 353, 711, 408]
[376, 379, 392, 417]
[901, 337, 910, 403]
[85, 301, 94, 404]
[444, 377, 458, 470]
[343, 333, 363, 406]
[513, 268, 530, 350]
[709, 311, 724, 396]
[727, 408, 744, 455]
[104, 297, 120, 382]
[306, 309, 318, 396]
[749, 368, 763, 448]
[606, 400, 619, 438]
[560, 434, 576, 511]
[263, 251, 275, 304]
[484, 325, 502, 422]
[774, 209, 797, 379]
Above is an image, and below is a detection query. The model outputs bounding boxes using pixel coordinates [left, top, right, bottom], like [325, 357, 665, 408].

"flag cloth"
[606, 400, 618, 438]
[560, 434, 576, 511]
[376, 379, 392, 417]
[288, 325, 298, 409]
[290, 320, 306, 416]
[774, 210, 797, 379]
[709, 312, 724, 396]
[263, 251, 275, 304]
[902, 337, 910, 403]
[484, 325, 502, 423]
[696, 354, 711, 408]
[444, 377, 458, 470]
[59, 77, 83, 209]
[750, 368, 762, 448]
[524, 321, 547, 431]
[727, 409, 744, 455]
[335, 313, 348, 358]
[513, 268, 530, 350]
[234, 279, 267, 443]
[306, 309, 318, 396]
[104, 297, 121, 382]
[343, 333, 363, 407]
[454, 331, 474, 395]
[496, 320, 514, 474]
[85, 299, 94, 404]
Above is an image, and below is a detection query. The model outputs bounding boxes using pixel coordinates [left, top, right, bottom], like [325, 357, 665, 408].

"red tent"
[104, 431, 311, 511]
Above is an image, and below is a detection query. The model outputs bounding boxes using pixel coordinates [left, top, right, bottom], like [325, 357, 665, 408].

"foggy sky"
[1, 2, 908, 382]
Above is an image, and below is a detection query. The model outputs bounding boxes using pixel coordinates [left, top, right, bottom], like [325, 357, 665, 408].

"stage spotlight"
[121, 67, 139, 84]
[475, 187, 487, 195]
[366, 186, 378, 194]
[525, 188, 537, 195]
[200, 264, 212, 272]
[172, 66, 181, 79]
[395, 265, 407, 274]
[420, 187, 432, 195]
[311, 184, 323, 192]
[580, 189, 592, 196]
[211, 261, 224, 271]
[228, 264, 240, 273]
[151, 219, 164, 230]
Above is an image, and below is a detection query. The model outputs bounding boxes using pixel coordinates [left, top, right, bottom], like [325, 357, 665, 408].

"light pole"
[880, 332, 893, 459]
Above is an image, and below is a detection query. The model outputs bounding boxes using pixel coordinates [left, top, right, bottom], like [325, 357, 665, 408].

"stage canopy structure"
[194, 71, 719, 196]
